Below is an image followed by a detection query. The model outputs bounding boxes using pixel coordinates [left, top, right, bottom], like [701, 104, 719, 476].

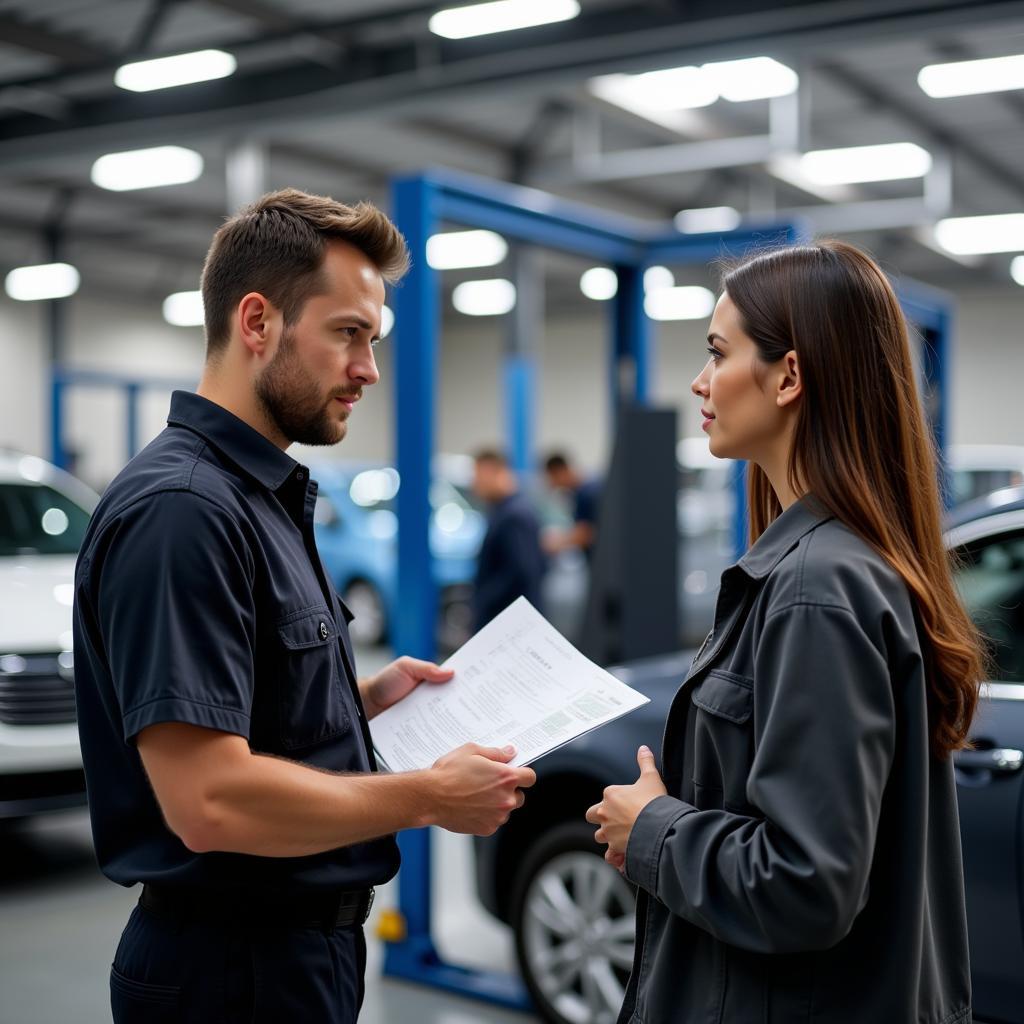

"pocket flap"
[276, 609, 335, 650]
[691, 669, 753, 724]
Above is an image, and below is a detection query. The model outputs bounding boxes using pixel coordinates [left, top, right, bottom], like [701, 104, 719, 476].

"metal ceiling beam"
[817, 57, 1024, 206]
[3, 0, 1024, 164]
[0, 13, 108, 64]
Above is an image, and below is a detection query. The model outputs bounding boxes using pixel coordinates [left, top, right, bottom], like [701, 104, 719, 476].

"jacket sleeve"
[624, 602, 896, 954]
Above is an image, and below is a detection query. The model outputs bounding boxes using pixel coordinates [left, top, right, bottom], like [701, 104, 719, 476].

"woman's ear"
[777, 349, 802, 408]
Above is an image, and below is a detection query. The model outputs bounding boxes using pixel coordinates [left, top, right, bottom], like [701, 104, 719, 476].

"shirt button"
[319, 621, 329, 640]
[296, 470, 305, 481]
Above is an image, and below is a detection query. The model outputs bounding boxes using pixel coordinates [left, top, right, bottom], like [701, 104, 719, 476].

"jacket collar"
[167, 390, 299, 492]
[735, 495, 833, 580]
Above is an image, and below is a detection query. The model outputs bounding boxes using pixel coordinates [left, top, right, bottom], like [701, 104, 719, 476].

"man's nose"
[350, 345, 380, 386]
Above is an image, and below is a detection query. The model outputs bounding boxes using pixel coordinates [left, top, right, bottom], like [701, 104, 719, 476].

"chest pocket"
[275, 608, 350, 750]
[691, 669, 756, 814]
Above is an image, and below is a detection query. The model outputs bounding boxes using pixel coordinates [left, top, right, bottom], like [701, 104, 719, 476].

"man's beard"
[255, 329, 355, 446]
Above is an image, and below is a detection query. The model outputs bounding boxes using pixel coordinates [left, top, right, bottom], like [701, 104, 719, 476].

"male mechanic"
[73, 189, 535, 1023]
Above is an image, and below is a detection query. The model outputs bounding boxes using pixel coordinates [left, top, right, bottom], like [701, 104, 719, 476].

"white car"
[0, 451, 97, 820]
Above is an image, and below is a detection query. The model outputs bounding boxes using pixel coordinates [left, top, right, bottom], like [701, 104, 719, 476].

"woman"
[586, 241, 984, 1024]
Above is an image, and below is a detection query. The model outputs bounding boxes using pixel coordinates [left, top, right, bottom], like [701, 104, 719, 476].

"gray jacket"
[620, 497, 971, 1024]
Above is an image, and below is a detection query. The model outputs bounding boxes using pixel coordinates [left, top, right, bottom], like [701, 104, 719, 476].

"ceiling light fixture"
[935, 213, 1024, 255]
[589, 66, 719, 115]
[702, 56, 798, 101]
[429, 0, 580, 39]
[162, 290, 204, 327]
[114, 49, 237, 92]
[675, 206, 742, 233]
[643, 266, 674, 293]
[579, 267, 618, 301]
[380, 305, 395, 338]
[798, 142, 932, 185]
[426, 230, 508, 270]
[452, 279, 516, 316]
[91, 146, 204, 191]
[919, 54, 1024, 98]
[5, 263, 80, 301]
[644, 286, 715, 321]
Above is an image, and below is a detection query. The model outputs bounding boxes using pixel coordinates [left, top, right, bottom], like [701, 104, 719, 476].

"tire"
[438, 586, 473, 653]
[511, 821, 637, 1024]
[341, 580, 387, 646]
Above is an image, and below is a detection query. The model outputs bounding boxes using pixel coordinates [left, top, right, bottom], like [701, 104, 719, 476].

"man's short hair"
[200, 188, 410, 359]
[544, 452, 570, 473]
[474, 448, 508, 468]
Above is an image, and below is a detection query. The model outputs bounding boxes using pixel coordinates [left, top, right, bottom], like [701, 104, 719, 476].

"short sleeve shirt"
[73, 391, 400, 893]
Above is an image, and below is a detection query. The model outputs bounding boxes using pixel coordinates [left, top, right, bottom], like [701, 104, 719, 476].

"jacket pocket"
[110, 964, 179, 1022]
[691, 670, 756, 813]
[275, 607, 350, 750]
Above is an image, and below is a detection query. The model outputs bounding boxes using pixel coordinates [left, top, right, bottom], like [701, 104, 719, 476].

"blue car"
[311, 461, 486, 648]
[475, 487, 1024, 1024]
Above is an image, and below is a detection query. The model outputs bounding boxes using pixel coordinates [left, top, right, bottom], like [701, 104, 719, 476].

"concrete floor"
[0, 643, 540, 1024]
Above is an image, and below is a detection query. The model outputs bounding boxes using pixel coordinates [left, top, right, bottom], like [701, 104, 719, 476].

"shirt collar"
[167, 390, 299, 492]
[735, 494, 833, 579]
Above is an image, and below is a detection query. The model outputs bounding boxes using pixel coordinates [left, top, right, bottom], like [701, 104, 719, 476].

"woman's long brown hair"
[723, 240, 984, 759]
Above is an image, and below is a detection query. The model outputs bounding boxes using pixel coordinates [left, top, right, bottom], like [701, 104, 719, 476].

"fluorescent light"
[163, 290, 204, 327]
[380, 304, 394, 338]
[935, 213, 1024, 255]
[580, 267, 618, 301]
[799, 142, 932, 185]
[429, 0, 579, 39]
[644, 286, 715, 321]
[589, 66, 719, 115]
[5, 262, 79, 301]
[644, 266, 674, 292]
[675, 206, 742, 233]
[114, 49, 236, 92]
[1011, 256, 1024, 286]
[702, 57, 798, 101]
[427, 230, 508, 270]
[919, 54, 1024, 98]
[452, 279, 516, 316]
[91, 146, 203, 191]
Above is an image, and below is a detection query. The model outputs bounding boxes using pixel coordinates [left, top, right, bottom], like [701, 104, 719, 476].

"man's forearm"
[187, 751, 434, 857]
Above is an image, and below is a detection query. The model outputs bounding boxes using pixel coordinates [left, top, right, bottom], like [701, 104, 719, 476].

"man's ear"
[777, 349, 802, 409]
[236, 293, 279, 358]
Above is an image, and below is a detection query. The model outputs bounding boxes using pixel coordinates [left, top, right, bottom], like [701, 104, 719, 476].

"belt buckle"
[361, 887, 375, 925]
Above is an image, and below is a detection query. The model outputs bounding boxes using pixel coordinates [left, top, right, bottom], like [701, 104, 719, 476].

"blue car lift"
[385, 168, 804, 1008]
[50, 368, 196, 470]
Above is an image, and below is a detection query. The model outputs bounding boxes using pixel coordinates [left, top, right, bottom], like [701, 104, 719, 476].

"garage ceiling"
[3, 0, 1024, 315]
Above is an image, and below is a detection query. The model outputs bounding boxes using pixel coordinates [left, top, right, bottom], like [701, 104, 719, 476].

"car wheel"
[438, 586, 473, 652]
[511, 822, 637, 1024]
[341, 580, 387, 646]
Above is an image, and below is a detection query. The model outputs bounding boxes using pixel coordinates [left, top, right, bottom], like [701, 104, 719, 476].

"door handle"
[954, 748, 1024, 773]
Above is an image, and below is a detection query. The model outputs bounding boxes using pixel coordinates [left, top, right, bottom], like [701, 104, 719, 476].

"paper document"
[370, 597, 650, 772]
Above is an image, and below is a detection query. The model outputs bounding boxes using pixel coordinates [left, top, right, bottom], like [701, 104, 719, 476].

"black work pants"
[110, 900, 367, 1023]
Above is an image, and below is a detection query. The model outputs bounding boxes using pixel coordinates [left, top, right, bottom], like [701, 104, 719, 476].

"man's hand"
[429, 743, 536, 836]
[586, 745, 667, 871]
[359, 656, 453, 720]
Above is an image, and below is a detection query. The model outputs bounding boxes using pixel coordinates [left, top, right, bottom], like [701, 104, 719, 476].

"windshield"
[0, 482, 91, 556]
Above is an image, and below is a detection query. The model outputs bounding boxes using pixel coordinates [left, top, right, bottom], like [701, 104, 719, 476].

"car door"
[949, 513, 1024, 1023]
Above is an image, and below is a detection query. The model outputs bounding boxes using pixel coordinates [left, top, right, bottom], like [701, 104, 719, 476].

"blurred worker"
[543, 451, 602, 561]
[471, 449, 546, 632]
[73, 189, 534, 1024]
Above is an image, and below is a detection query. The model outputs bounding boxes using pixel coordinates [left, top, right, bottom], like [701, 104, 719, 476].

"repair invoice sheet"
[369, 597, 649, 772]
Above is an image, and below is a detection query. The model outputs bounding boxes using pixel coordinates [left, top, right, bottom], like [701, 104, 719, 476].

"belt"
[140, 883, 375, 932]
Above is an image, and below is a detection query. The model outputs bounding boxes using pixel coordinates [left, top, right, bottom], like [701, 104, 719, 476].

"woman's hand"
[586, 746, 667, 870]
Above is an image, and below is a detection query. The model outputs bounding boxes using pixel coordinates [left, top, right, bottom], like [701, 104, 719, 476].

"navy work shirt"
[73, 391, 400, 893]
[472, 492, 545, 632]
